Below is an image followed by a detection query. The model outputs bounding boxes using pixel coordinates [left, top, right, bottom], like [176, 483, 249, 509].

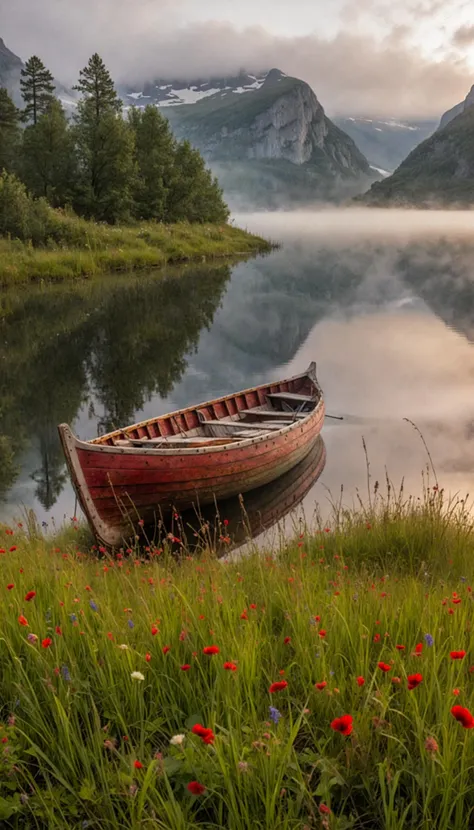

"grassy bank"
[1, 489, 474, 828]
[0, 216, 272, 286]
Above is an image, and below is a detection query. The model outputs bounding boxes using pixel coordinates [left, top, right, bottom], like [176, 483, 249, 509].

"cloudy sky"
[2, 0, 474, 116]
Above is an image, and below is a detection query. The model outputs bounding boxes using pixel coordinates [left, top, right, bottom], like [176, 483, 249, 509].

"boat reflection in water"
[159, 436, 326, 557]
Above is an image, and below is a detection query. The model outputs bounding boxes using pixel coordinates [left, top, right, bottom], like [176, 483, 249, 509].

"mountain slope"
[360, 106, 474, 206]
[333, 115, 437, 172]
[439, 86, 474, 130]
[0, 37, 23, 102]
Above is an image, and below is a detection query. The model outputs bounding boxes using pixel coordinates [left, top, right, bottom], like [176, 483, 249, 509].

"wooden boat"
[58, 362, 325, 547]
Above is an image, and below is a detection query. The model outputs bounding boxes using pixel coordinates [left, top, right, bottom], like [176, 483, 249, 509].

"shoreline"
[0, 221, 273, 286]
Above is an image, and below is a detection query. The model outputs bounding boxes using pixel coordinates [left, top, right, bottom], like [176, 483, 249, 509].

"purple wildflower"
[269, 706, 281, 725]
[424, 634, 434, 647]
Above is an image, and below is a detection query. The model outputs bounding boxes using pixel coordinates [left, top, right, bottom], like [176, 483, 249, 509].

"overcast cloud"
[1, 0, 472, 117]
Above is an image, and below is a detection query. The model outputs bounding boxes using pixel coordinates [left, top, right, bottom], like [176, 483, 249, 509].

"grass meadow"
[1, 479, 474, 829]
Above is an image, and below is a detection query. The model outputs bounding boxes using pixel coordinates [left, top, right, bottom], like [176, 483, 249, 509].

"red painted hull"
[58, 363, 324, 547]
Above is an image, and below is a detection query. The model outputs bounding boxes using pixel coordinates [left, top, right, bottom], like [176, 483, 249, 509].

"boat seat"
[234, 429, 265, 438]
[240, 408, 306, 420]
[266, 392, 315, 404]
[116, 436, 240, 448]
[201, 419, 290, 431]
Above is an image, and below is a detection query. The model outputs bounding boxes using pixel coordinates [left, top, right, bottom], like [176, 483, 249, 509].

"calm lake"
[2, 208, 474, 534]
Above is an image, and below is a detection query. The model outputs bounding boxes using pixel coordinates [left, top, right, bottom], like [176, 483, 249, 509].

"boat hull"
[59, 364, 325, 547]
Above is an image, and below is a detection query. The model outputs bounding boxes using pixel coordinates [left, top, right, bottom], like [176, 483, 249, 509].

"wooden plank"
[266, 392, 315, 403]
[123, 436, 241, 448]
[240, 408, 307, 420]
[202, 419, 289, 431]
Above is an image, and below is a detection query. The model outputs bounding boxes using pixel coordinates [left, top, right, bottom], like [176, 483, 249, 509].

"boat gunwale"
[64, 363, 323, 457]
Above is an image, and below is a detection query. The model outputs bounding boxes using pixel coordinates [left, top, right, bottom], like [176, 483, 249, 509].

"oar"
[325, 414, 344, 420]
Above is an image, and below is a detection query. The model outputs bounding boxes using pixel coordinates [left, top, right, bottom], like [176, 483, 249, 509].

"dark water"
[2, 209, 474, 533]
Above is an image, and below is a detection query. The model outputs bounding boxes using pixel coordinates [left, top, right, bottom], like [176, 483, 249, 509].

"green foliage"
[73, 52, 121, 122]
[20, 56, 55, 126]
[0, 170, 57, 245]
[0, 490, 474, 827]
[167, 140, 229, 223]
[0, 87, 20, 173]
[20, 99, 77, 206]
[129, 105, 175, 220]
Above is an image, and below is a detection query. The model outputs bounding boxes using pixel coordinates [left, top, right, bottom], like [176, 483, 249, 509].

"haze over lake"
[2, 208, 474, 528]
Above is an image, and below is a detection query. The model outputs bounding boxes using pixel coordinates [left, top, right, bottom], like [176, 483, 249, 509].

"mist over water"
[1, 208, 474, 531]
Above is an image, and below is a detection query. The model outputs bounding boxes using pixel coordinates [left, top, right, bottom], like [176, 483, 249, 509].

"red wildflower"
[407, 673, 423, 690]
[396, 644, 406, 651]
[392, 676, 401, 684]
[18, 615, 28, 627]
[133, 760, 143, 769]
[315, 681, 327, 690]
[151, 625, 159, 636]
[414, 643, 423, 655]
[55, 626, 62, 635]
[450, 651, 466, 660]
[319, 804, 332, 815]
[451, 705, 474, 729]
[269, 681, 288, 693]
[284, 636, 291, 644]
[223, 662, 238, 671]
[6, 584, 14, 591]
[453, 688, 460, 696]
[42, 638, 52, 649]
[356, 676, 365, 687]
[191, 724, 215, 744]
[9, 546, 17, 552]
[318, 629, 326, 638]
[203, 645, 220, 655]
[180, 664, 191, 671]
[187, 781, 206, 796]
[162, 645, 170, 654]
[145, 653, 151, 662]
[24, 591, 36, 602]
[373, 633, 381, 643]
[330, 715, 353, 736]
[378, 662, 392, 673]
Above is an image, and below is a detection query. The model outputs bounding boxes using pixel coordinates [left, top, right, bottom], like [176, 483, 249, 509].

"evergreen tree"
[166, 140, 229, 223]
[73, 53, 121, 123]
[20, 56, 55, 125]
[129, 105, 175, 220]
[74, 55, 135, 222]
[21, 99, 77, 206]
[0, 87, 20, 173]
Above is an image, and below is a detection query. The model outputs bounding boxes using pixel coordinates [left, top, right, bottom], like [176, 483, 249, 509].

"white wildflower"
[118, 644, 129, 650]
[131, 671, 145, 681]
[169, 734, 186, 747]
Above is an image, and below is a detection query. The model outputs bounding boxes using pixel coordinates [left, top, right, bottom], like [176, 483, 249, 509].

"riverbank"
[0, 216, 272, 286]
[1, 489, 474, 828]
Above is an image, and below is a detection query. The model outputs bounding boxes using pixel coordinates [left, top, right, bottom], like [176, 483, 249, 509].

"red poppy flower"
[315, 681, 327, 690]
[269, 681, 288, 694]
[162, 645, 170, 654]
[42, 638, 52, 649]
[223, 662, 238, 671]
[191, 724, 215, 744]
[450, 651, 466, 660]
[414, 643, 423, 655]
[133, 760, 143, 769]
[330, 715, 353, 736]
[319, 804, 331, 815]
[318, 629, 326, 638]
[373, 633, 381, 643]
[24, 591, 36, 602]
[395, 644, 405, 651]
[55, 626, 62, 635]
[6, 584, 14, 591]
[284, 637, 291, 644]
[407, 673, 423, 690]
[451, 705, 474, 728]
[356, 676, 365, 687]
[378, 662, 392, 673]
[180, 664, 191, 671]
[187, 781, 206, 796]
[145, 653, 151, 662]
[203, 645, 219, 655]
[18, 615, 28, 627]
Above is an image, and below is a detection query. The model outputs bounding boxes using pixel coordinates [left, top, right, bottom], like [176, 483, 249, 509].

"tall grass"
[0, 483, 474, 829]
[0, 217, 272, 286]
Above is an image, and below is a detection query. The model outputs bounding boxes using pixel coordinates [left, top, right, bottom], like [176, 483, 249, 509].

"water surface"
[2, 209, 474, 529]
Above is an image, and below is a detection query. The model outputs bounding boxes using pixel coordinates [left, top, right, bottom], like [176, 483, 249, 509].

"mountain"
[439, 86, 474, 130]
[121, 69, 376, 207]
[0, 37, 23, 102]
[333, 115, 437, 173]
[360, 105, 474, 206]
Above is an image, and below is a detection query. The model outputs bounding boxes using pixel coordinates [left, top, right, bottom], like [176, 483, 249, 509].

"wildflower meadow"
[1, 484, 474, 829]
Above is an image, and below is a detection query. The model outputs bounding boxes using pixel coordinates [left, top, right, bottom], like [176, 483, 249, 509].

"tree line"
[0, 54, 229, 225]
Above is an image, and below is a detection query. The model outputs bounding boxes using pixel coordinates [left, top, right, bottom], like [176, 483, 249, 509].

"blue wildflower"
[424, 633, 434, 647]
[128, 619, 135, 629]
[269, 706, 281, 725]
[61, 665, 71, 682]
[89, 600, 98, 612]
[70, 613, 77, 623]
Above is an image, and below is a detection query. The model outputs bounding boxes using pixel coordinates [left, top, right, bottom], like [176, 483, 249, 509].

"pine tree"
[73, 53, 121, 123]
[0, 87, 20, 173]
[166, 140, 229, 223]
[20, 56, 55, 125]
[73, 55, 134, 222]
[129, 105, 175, 220]
[20, 99, 77, 206]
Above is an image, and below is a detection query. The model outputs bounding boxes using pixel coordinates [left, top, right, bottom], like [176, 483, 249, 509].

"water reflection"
[158, 436, 326, 557]
[2, 209, 474, 525]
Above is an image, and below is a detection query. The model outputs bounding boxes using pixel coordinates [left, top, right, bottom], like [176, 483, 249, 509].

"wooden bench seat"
[240, 408, 307, 420]
[201, 419, 291, 432]
[266, 392, 315, 404]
